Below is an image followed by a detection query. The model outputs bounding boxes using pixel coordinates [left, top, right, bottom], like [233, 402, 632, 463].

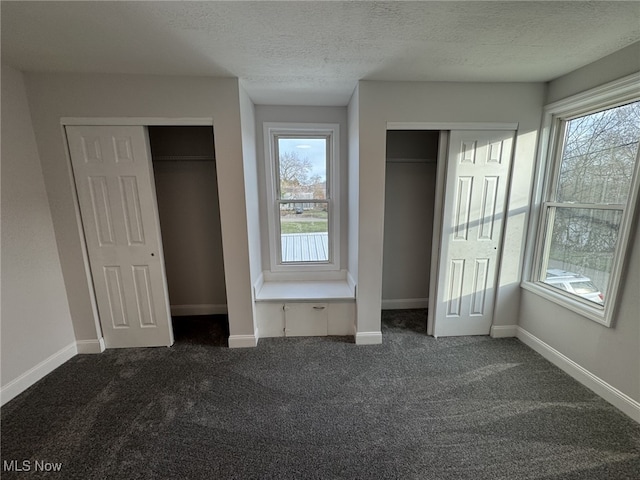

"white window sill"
[520, 281, 610, 327]
[255, 280, 355, 302]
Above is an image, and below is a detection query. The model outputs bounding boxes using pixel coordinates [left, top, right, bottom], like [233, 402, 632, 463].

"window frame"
[522, 73, 640, 327]
[263, 122, 340, 273]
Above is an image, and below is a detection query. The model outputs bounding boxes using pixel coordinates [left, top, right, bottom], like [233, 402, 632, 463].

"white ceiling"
[2, 1, 639, 105]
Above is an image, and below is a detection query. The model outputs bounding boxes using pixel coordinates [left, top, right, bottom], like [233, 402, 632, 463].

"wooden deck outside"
[281, 233, 328, 262]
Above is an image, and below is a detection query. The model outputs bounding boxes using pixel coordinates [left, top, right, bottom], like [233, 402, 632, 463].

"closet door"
[67, 126, 174, 348]
[433, 130, 514, 336]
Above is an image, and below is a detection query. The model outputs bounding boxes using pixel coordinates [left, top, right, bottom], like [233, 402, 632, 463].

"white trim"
[520, 282, 607, 325]
[263, 122, 341, 274]
[347, 271, 357, 298]
[427, 131, 449, 336]
[253, 272, 265, 300]
[386, 122, 519, 131]
[516, 327, 640, 423]
[381, 298, 428, 310]
[521, 110, 553, 289]
[355, 331, 383, 345]
[61, 117, 214, 126]
[490, 325, 518, 338]
[263, 269, 347, 282]
[255, 280, 355, 302]
[544, 202, 624, 211]
[76, 338, 106, 354]
[228, 333, 258, 348]
[522, 77, 640, 328]
[170, 304, 228, 316]
[0, 342, 77, 406]
[544, 72, 640, 114]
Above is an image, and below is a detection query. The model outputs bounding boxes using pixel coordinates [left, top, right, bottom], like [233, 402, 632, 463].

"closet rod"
[153, 155, 215, 162]
[386, 158, 437, 164]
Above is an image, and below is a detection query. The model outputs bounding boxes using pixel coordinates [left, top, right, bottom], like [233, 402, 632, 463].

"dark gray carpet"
[2, 310, 639, 479]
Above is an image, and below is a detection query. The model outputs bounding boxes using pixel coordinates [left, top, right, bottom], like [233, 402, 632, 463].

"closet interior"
[148, 126, 227, 320]
[382, 130, 439, 310]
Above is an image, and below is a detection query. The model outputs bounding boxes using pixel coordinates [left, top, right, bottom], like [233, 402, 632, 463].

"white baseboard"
[517, 327, 640, 423]
[76, 338, 105, 354]
[490, 325, 518, 338]
[228, 333, 258, 348]
[355, 331, 383, 345]
[381, 298, 428, 310]
[171, 304, 227, 316]
[1, 342, 77, 406]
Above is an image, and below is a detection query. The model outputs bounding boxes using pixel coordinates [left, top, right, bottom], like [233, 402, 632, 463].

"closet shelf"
[153, 155, 215, 162]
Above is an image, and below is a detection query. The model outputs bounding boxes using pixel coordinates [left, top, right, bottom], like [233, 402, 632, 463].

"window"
[264, 123, 340, 272]
[526, 77, 640, 326]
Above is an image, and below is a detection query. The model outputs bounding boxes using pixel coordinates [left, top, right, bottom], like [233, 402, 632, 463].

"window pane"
[278, 138, 327, 200]
[557, 101, 640, 204]
[542, 207, 623, 305]
[570, 281, 599, 294]
[279, 202, 329, 263]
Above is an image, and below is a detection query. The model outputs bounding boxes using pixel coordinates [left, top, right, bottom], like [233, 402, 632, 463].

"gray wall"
[347, 87, 360, 281]
[254, 105, 349, 272]
[23, 73, 256, 340]
[150, 127, 227, 309]
[355, 81, 545, 335]
[519, 50, 640, 402]
[1, 65, 75, 388]
[546, 41, 640, 104]
[382, 131, 438, 305]
[238, 85, 261, 339]
[239, 85, 262, 288]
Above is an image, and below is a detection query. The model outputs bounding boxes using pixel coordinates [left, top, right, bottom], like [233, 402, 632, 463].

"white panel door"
[434, 130, 514, 336]
[67, 126, 174, 348]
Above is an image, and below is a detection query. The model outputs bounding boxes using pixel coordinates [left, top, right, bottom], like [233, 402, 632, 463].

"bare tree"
[558, 102, 640, 204]
[279, 151, 312, 189]
[549, 101, 640, 288]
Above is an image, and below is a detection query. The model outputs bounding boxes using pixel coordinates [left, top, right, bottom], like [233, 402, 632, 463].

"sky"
[278, 137, 327, 181]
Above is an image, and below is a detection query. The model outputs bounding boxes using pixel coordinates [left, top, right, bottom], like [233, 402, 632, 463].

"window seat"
[255, 280, 355, 302]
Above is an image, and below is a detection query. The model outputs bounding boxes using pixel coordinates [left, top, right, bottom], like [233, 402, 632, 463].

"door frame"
[60, 117, 215, 349]
[386, 122, 519, 336]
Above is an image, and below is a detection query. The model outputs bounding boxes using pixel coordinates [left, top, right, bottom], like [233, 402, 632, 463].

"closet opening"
[149, 126, 228, 346]
[382, 130, 440, 333]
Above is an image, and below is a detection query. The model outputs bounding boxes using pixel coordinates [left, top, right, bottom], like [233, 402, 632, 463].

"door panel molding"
[67, 125, 174, 348]
[433, 130, 516, 337]
[61, 117, 215, 347]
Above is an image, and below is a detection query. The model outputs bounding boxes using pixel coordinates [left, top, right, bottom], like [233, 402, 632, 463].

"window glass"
[274, 135, 332, 264]
[279, 202, 329, 262]
[571, 281, 599, 295]
[557, 101, 640, 204]
[537, 99, 639, 312]
[278, 138, 327, 200]
[542, 207, 622, 304]
[265, 124, 339, 272]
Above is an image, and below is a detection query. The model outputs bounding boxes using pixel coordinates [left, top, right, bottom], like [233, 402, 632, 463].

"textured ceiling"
[2, 1, 639, 105]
